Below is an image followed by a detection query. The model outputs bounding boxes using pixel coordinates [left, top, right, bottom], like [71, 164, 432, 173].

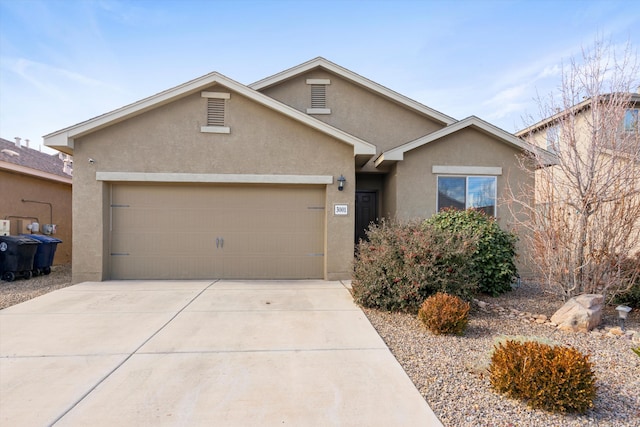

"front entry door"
[355, 191, 378, 244]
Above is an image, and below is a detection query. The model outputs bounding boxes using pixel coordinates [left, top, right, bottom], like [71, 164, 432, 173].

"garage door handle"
[216, 237, 219, 249]
[220, 238, 224, 249]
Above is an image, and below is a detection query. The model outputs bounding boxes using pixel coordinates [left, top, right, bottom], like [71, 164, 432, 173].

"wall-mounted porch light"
[337, 175, 346, 191]
[616, 305, 632, 331]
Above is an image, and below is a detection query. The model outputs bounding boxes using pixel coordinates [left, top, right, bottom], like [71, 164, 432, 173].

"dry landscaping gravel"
[364, 283, 640, 427]
[1, 268, 638, 426]
[0, 263, 72, 309]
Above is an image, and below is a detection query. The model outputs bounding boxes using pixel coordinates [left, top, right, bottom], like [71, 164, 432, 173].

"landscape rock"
[550, 294, 604, 332]
[608, 326, 624, 336]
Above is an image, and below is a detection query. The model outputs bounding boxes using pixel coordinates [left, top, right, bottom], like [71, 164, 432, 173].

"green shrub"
[418, 293, 470, 335]
[489, 340, 596, 413]
[632, 347, 640, 358]
[425, 209, 518, 296]
[352, 220, 479, 313]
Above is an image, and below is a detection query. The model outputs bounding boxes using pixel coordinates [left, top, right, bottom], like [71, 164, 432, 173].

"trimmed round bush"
[425, 209, 518, 296]
[418, 292, 470, 335]
[489, 340, 596, 413]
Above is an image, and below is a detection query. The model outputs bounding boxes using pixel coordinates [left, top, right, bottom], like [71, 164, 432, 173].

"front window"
[624, 109, 639, 132]
[438, 176, 497, 216]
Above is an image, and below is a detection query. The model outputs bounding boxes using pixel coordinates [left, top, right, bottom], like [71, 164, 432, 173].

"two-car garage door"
[110, 183, 325, 280]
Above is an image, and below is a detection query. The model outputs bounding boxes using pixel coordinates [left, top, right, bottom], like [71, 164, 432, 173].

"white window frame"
[201, 91, 231, 134]
[436, 175, 498, 217]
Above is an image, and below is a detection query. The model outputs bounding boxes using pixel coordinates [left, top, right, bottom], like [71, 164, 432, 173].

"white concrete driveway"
[0, 280, 442, 426]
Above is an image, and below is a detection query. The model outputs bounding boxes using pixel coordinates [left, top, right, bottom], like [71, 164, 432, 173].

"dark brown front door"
[355, 191, 378, 244]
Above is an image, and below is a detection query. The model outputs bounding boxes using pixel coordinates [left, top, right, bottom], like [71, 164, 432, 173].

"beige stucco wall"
[0, 170, 72, 265]
[390, 127, 535, 275]
[259, 71, 445, 155]
[382, 163, 399, 219]
[70, 84, 355, 283]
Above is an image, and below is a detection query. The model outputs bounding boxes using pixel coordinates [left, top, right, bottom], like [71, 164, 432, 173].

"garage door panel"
[222, 227, 322, 251]
[110, 184, 325, 280]
[112, 231, 217, 255]
[222, 255, 323, 279]
[111, 255, 223, 280]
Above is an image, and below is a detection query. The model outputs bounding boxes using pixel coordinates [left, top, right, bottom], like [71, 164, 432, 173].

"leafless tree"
[510, 39, 640, 300]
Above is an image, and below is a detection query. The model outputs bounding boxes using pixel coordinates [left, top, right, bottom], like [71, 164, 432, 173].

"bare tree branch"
[507, 38, 640, 300]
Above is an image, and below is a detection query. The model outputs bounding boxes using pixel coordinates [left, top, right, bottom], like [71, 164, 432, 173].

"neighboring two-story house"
[44, 57, 547, 283]
[515, 90, 640, 291]
[516, 89, 639, 210]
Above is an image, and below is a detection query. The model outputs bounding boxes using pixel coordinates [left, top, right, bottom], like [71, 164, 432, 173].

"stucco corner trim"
[200, 126, 231, 134]
[95, 172, 334, 185]
[432, 166, 503, 175]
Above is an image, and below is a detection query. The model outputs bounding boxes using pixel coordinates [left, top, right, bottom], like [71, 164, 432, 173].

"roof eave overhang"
[0, 160, 72, 184]
[516, 93, 640, 137]
[373, 152, 401, 168]
[43, 70, 377, 159]
[375, 116, 555, 168]
[43, 72, 227, 154]
[44, 133, 74, 155]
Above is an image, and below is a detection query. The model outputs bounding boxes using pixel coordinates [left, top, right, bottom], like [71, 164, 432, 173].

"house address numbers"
[334, 204, 348, 216]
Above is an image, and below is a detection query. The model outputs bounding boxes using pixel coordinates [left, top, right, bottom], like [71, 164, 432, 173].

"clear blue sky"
[1, 0, 638, 153]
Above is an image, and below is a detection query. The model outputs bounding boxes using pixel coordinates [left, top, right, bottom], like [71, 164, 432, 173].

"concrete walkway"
[0, 280, 442, 426]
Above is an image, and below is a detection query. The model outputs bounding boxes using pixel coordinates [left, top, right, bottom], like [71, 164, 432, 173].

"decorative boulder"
[550, 294, 604, 332]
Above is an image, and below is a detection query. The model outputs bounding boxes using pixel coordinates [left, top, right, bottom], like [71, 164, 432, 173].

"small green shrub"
[489, 340, 596, 413]
[418, 292, 470, 335]
[425, 209, 518, 296]
[352, 220, 480, 313]
[632, 347, 640, 358]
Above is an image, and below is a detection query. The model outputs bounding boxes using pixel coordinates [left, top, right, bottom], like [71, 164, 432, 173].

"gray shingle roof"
[0, 138, 71, 178]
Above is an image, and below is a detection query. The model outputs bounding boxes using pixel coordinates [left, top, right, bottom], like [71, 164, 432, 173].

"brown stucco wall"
[71, 84, 355, 283]
[0, 170, 72, 265]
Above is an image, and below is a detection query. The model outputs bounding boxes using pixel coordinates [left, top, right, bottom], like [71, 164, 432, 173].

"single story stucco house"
[44, 57, 546, 283]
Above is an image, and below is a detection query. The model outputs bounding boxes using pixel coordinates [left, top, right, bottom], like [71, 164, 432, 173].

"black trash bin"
[0, 236, 40, 282]
[21, 234, 62, 276]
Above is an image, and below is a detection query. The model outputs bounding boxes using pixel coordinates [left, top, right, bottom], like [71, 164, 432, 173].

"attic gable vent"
[201, 91, 231, 134]
[306, 79, 331, 115]
[311, 85, 326, 109]
[207, 98, 225, 126]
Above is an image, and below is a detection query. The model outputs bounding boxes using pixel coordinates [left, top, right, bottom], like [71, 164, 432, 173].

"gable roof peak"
[374, 115, 556, 167]
[250, 57, 456, 126]
[43, 69, 375, 160]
